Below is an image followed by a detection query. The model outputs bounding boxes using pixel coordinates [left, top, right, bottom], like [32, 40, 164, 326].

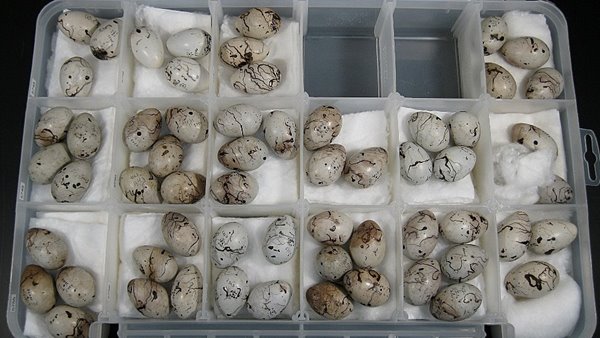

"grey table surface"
[2, 0, 599, 337]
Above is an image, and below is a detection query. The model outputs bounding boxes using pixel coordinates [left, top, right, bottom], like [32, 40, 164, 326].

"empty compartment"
[393, 2, 480, 98]
[304, 3, 383, 97]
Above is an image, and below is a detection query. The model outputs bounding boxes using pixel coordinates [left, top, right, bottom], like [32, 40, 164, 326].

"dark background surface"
[1, 0, 598, 337]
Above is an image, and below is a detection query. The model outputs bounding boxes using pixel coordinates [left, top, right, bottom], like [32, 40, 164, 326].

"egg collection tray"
[8, 0, 596, 337]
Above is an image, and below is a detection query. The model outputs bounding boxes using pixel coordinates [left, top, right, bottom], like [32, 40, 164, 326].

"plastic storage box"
[7, 0, 597, 337]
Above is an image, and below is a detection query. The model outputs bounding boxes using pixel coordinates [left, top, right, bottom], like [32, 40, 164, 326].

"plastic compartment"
[8, 0, 596, 338]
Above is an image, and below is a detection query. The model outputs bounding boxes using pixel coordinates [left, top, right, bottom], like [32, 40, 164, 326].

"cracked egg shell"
[343, 147, 388, 188]
[20, 265, 56, 314]
[398, 141, 432, 185]
[211, 222, 249, 268]
[119, 167, 161, 204]
[171, 264, 203, 319]
[44, 305, 94, 338]
[528, 219, 577, 255]
[55, 266, 96, 307]
[210, 171, 259, 204]
[215, 266, 249, 318]
[235, 7, 281, 40]
[165, 106, 208, 144]
[123, 108, 162, 152]
[51, 160, 92, 203]
[500, 36, 550, 70]
[448, 112, 481, 147]
[404, 258, 441, 306]
[316, 245, 353, 282]
[60, 56, 93, 97]
[130, 26, 164, 68]
[218, 136, 268, 171]
[26, 228, 68, 270]
[90, 19, 121, 60]
[481, 16, 507, 56]
[57, 10, 99, 44]
[402, 210, 439, 260]
[262, 215, 296, 265]
[430, 283, 482, 321]
[133, 245, 178, 283]
[439, 210, 489, 244]
[440, 244, 488, 282]
[526, 67, 564, 99]
[349, 220, 386, 268]
[165, 57, 210, 92]
[214, 104, 263, 137]
[167, 28, 211, 59]
[303, 105, 342, 151]
[161, 212, 201, 257]
[231, 61, 281, 94]
[28, 143, 71, 184]
[247, 280, 292, 319]
[306, 282, 353, 320]
[147, 135, 183, 178]
[263, 110, 298, 160]
[407, 111, 450, 152]
[161, 171, 206, 204]
[504, 260, 559, 298]
[485, 62, 516, 99]
[343, 268, 390, 307]
[67, 112, 102, 160]
[220, 36, 269, 68]
[34, 106, 73, 147]
[127, 278, 169, 318]
[306, 210, 353, 245]
[306, 144, 346, 186]
[433, 146, 476, 182]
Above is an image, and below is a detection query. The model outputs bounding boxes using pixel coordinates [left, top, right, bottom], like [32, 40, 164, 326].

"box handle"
[580, 128, 600, 186]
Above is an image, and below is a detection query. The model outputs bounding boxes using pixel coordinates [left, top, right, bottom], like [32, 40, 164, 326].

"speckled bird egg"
[404, 258, 441, 306]
[316, 245, 353, 282]
[90, 19, 121, 60]
[505, 260, 559, 298]
[171, 264, 203, 319]
[167, 28, 211, 59]
[20, 265, 55, 314]
[303, 105, 343, 151]
[119, 167, 161, 204]
[211, 222, 249, 268]
[231, 61, 281, 94]
[247, 280, 292, 319]
[403, 210, 439, 260]
[60, 56, 93, 97]
[306, 144, 346, 186]
[165, 106, 208, 144]
[448, 112, 481, 147]
[262, 216, 296, 265]
[55, 266, 96, 307]
[218, 136, 268, 171]
[161, 171, 206, 204]
[165, 57, 210, 92]
[440, 244, 488, 282]
[538, 175, 573, 204]
[439, 210, 489, 244]
[343, 268, 390, 307]
[307, 210, 353, 245]
[28, 143, 71, 184]
[306, 282, 353, 320]
[215, 266, 249, 318]
[430, 283, 482, 321]
[407, 111, 450, 152]
[526, 67, 564, 99]
[220, 37, 269, 68]
[349, 220, 386, 268]
[210, 171, 259, 204]
[67, 112, 102, 160]
[263, 110, 298, 160]
[497, 215, 531, 262]
[130, 26, 164, 68]
[133, 246, 178, 283]
[481, 16, 507, 55]
[26, 228, 68, 270]
[343, 147, 388, 188]
[214, 104, 263, 137]
[44, 305, 94, 338]
[398, 141, 432, 185]
[433, 146, 477, 182]
[485, 62, 517, 99]
[148, 135, 183, 178]
[123, 108, 162, 152]
[500, 36, 551, 69]
[34, 106, 73, 147]
[235, 7, 281, 39]
[511, 123, 558, 159]
[127, 278, 170, 318]
[529, 219, 577, 255]
[161, 212, 201, 257]
[57, 10, 99, 44]
[51, 160, 92, 203]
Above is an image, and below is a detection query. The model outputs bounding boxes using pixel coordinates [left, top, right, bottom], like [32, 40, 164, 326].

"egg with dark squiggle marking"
[165, 57, 210, 92]
[497, 213, 531, 262]
[29, 143, 71, 184]
[127, 278, 169, 318]
[343, 147, 388, 188]
[165, 106, 208, 144]
[526, 67, 564, 99]
[433, 146, 476, 182]
[528, 219, 577, 255]
[343, 268, 390, 307]
[171, 264, 203, 319]
[448, 112, 481, 147]
[161, 212, 201, 257]
[67, 112, 102, 160]
[500, 36, 550, 70]
[404, 258, 441, 306]
[234, 7, 281, 39]
[214, 104, 263, 137]
[511, 123, 558, 160]
[20, 265, 55, 313]
[167, 28, 211, 59]
[316, 245, 353, 282]
[262, 215, 296, 265]
[123, 108, 162, 152]
[60, 57, 93, 97]
[55, 266, 96, 307]
[247, 280, 292, 319]
[220, 36, 269, 68]
[306, 144, 346, 186]
[440, 244, 488, 282]
[90, 19, 121, 60]
[439, 210, 488, 244]
[306, 210, 353, 245]
[210, 171, 258, 204]
[263, 110, 298, 160]
[399, 141, 432, 185]
[119, 167, 161, 204]
[57, 10, 99, 44]
[51, 160, 92, 203]
[130, 26, 164, 68]
[505, 260, 559, 298]
[349, 220, 386, 268]
[430, 283, 482, 321]
[231, 61, 281, 94]
[485, 62, 516, 99]
[34, 106, 73, 147]
[218, 136, 268, 171]
[481, 16, 507, 55]
[306, 282, 353, 320]
[403, 210, 438, 260]
[303, 105, 342, 151]
[211, 222, 249, 268]
[215, 266, 249, 318]
[133, 245, 178, 283]
[161, 171, 206, 204]
[44, 305, 94, 338]
[147, 135, 183, 178]
[407, 111, 449, 152]
[26, 228, 68, 270]
[538, 175, 573, 204]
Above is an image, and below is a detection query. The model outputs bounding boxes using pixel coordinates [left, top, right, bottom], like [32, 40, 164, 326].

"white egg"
[218, 136, 268, 171]
[343, 268, 390, 307]
[404, 258, 441, 306]
[119, 167, 161, 204]
[130, 26, 164, 68]
[485, 62, 517, 99]
[160, 171, 206, 204]
[306, 144, 346, 186]
[164, 57, 210, 92]
[220, 36, 269, 68]
[262, 110, 298, 160]
[161, 212, 201, 257]
[247, 280, 292, 319]
[28, 143, 71, 184]
[167, 28, 211, 59]
[214, 104, 263, 137]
